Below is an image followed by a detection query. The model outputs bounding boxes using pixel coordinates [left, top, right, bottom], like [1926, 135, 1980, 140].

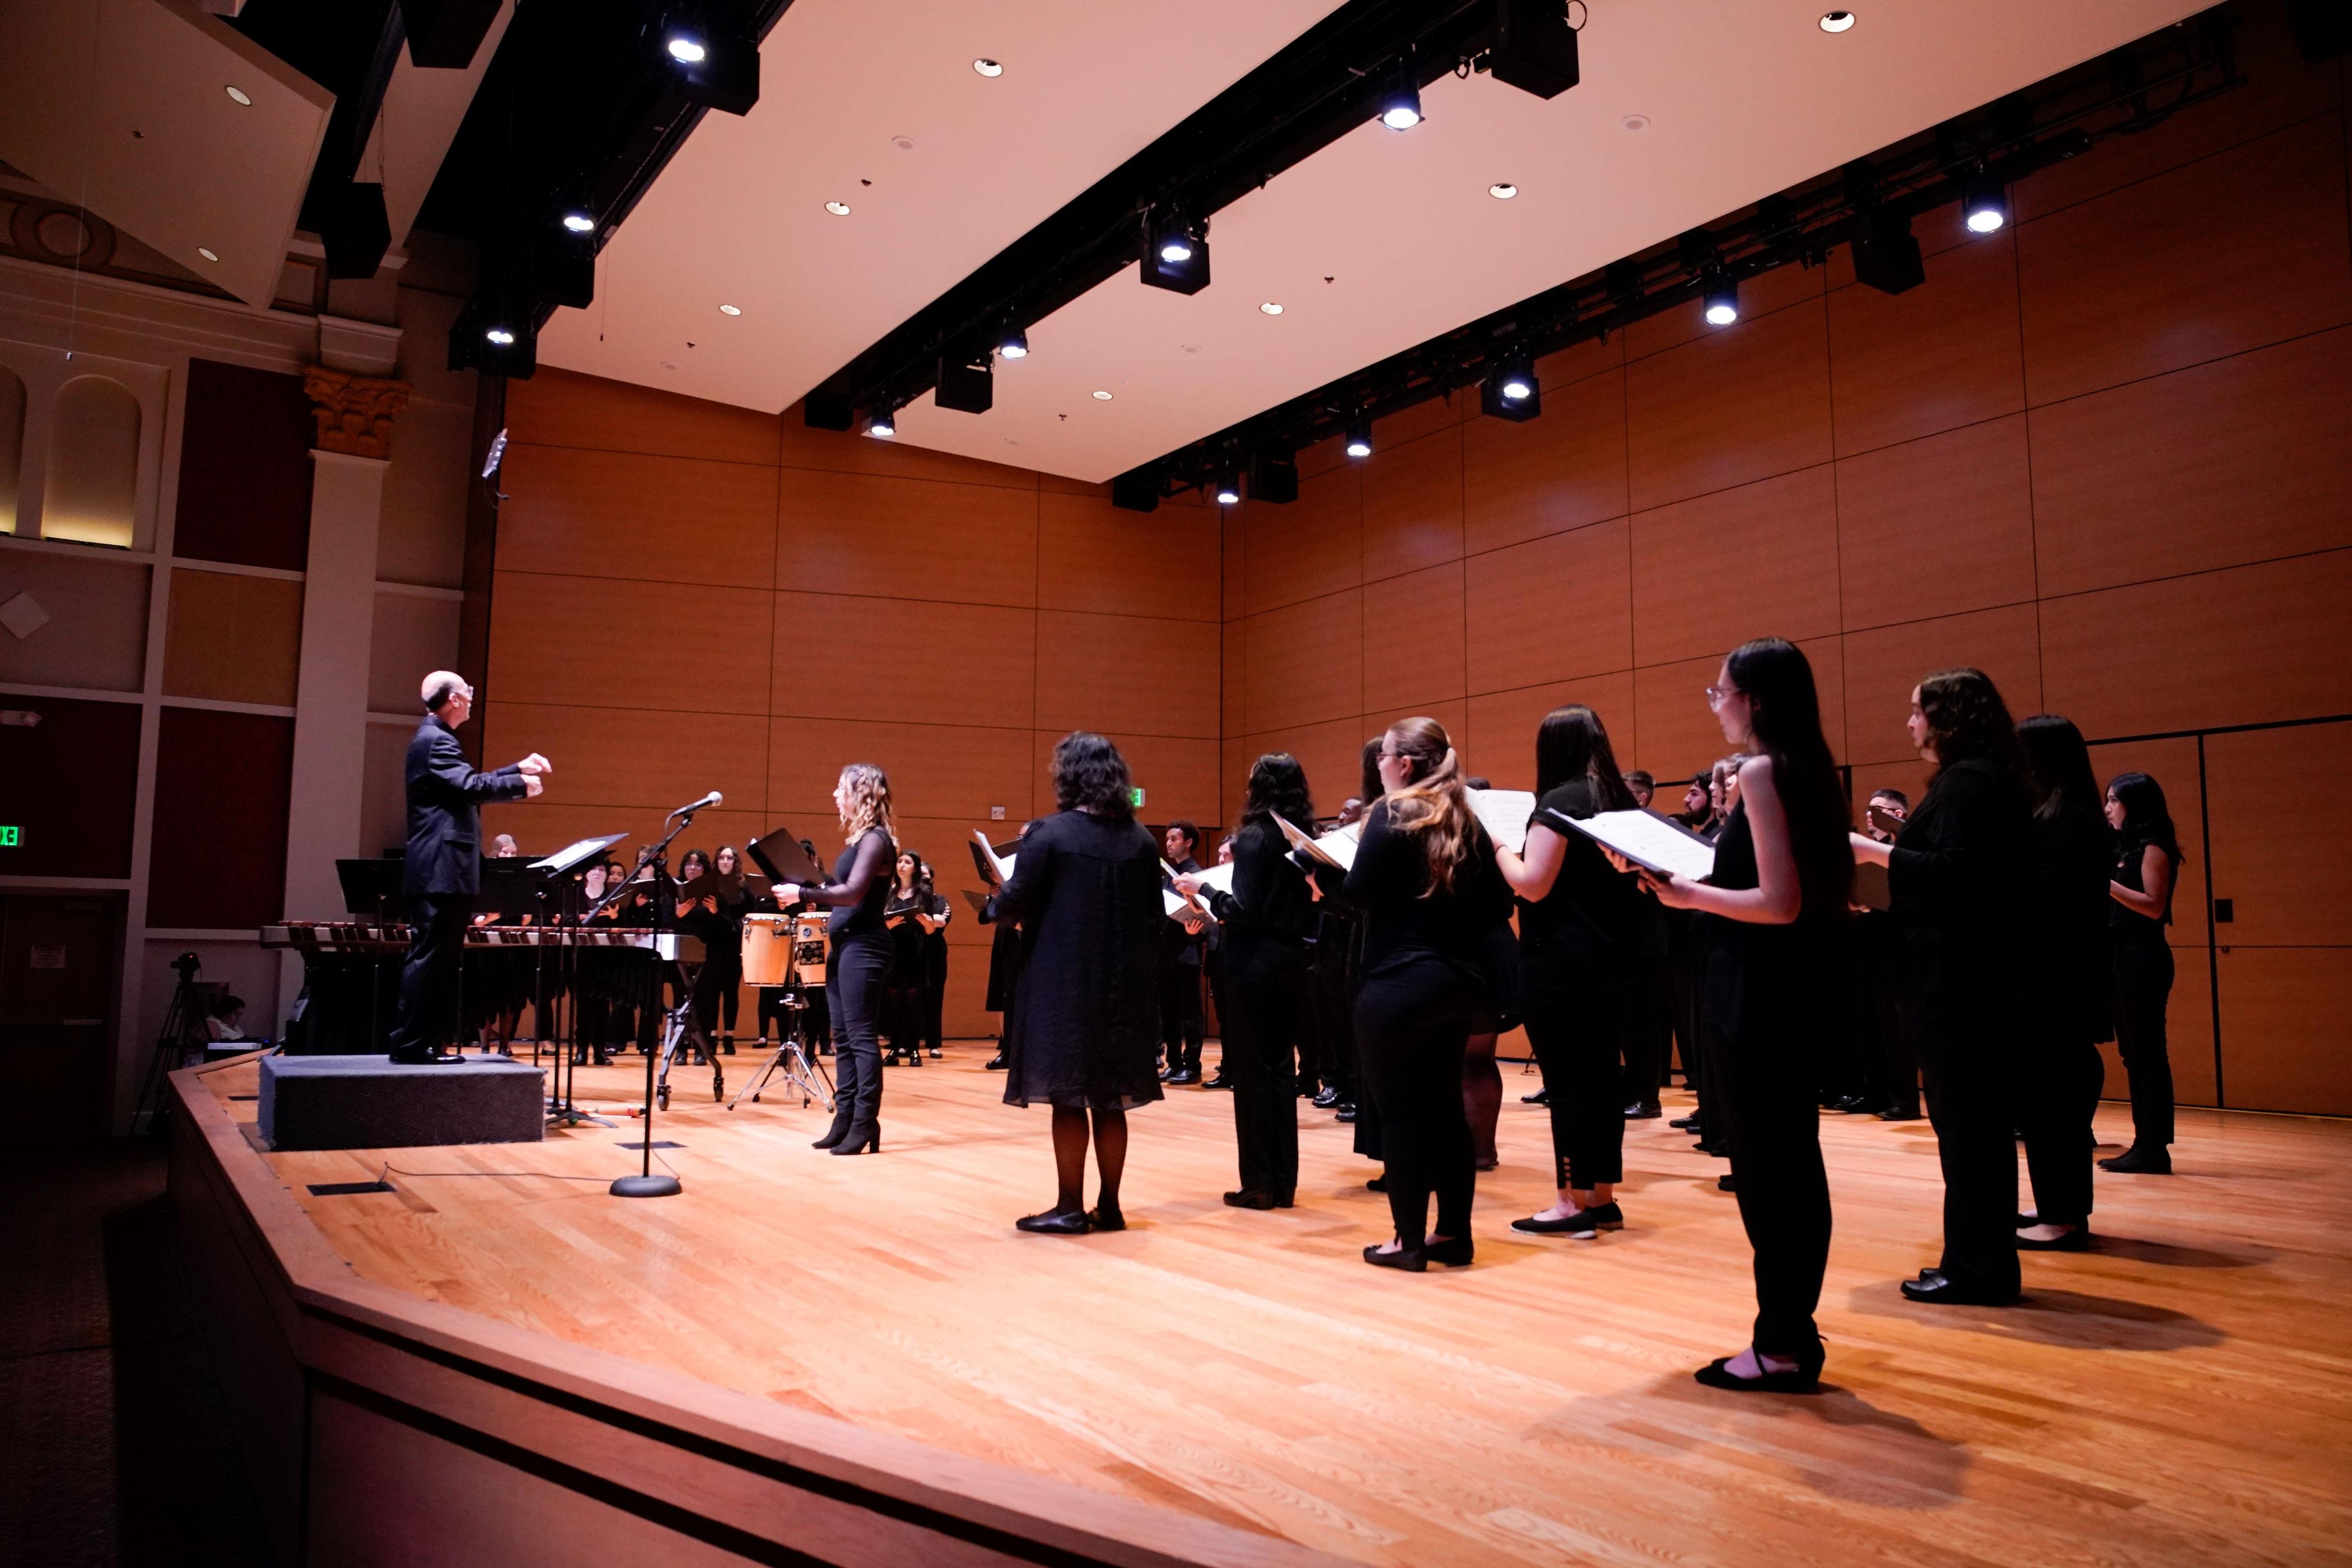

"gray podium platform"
[258, 1053, 547, 1151]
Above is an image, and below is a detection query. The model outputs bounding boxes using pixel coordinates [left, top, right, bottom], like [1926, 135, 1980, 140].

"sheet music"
[1466, 788, 1538, 853]
[1557, 809, 1718, 882]
[1273, 813, 1359, 870]
[970, 829, 1015, 886]
[530, 834, 625, 874]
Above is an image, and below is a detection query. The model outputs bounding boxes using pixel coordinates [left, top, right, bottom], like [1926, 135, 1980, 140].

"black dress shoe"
[1165, 1068, 1201, 1086]
[1365, 1175, 1388, 1193]
[1693, 1347, 1824, 1394]
[1423, 1235, 1474, 1267]
[1717, 1173, 1738, 1192]
[984, 1052, 1007, 1071]
[1088, 1205, 1126, 1233]
[1016, 1208, 1091, 1235]
[1522, 1088, 1552, 1105]
[1512, 1201, 1622, 1235]
[2100, 1145, 2172, 1174]
[1222, 1188, 1279, 1210]
[1334, 1104, 1357, 1123]
[2015, 1225, 2092, 1252]
[1900, 1272, 2018, 1306]
[1203, 1074, 1234, 1090]
[1669, 1113, 1701, 1131]
[1831, 1094, 1885, 1114]
[1878, 1105, 1921, 1122]
[1313, 1085, 1341, 1108]
[1623, 1101, 1662, 1119]
[1362, 1243, 1426, 1272]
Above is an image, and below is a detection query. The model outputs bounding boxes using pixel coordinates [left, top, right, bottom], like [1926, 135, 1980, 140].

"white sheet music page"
[1558, 810, 1718, 882]
[1466, 788, 1538, 853]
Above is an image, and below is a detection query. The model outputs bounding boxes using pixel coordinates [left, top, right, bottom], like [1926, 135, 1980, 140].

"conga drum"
[741, 915, 794, 986]
[792, 911, 829, 986]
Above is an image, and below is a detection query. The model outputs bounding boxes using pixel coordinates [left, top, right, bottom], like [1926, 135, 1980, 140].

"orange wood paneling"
[1628, 466, 1840, 668]
[505, 367, 779, 466]
[1622, 263, 1826, 361]
[1220, 619, 1244, 739]
[1360, 427, 1463, 583]
[497, 444, 778, 589]
[1838, 604, 2045, 767]
[1835, 414, 2036, 631]
[2027, 327, 2352, 597]
[478, 700, 768, 813]
[162, 568, 302, 706]
[768, 590, 1035, 729]
[1233, 716, 1369, 816]
[1029, 731, 1222, 827]
[1243, 464, 1359, 617]
[488, 570, 773, 715]
[1361, 561, 1466, 715]
[1462, 366, 1630, 558]
[774, 467, 1036, 608]
[1035, 611, 1219, 738]
[2214, 946, 2352, 1116]
[1463, 519, 1632, 696]
[2038, 549, 2352, 739]
[2203, 722, 2352, 947]
[1243, 591, 1362, 734]
[1630, 652, 1738, 785]
[774, 405, 1039, 491]
[2019, 117, 2352, 408]
[1463, 673, 1639, 792]
[1219, 503, 1247, 623]
[1037, 492, 1218, 622]
[1625, 297, 1833, 513]
[765, 718, 1035, 822]
[1826, 232, 2024, 458]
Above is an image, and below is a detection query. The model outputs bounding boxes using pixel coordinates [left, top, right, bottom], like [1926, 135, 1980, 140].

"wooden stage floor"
[202, 1044, 2352, 1567]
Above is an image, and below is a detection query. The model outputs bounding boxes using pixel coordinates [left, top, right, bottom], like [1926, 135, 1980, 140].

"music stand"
[515, 835, 623, 1127]
[334, 860, 409, 1053]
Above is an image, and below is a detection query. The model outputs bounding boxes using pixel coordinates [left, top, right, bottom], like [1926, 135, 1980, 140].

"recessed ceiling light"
[891, 135, 915, 151]
[224, 85, 251, 106]
[1259, 301, 1284, 315]
[718, 304, 741, 316]
[196, 246, 218, 262]
[1091, 390, 1113, 400]
[1819, 11, 1856, 32]
[973, 58, 1002, 77]
[1620, 113, 1651, 133]
[824, 200, 851, 216]
[1490, 183, 1519, 199]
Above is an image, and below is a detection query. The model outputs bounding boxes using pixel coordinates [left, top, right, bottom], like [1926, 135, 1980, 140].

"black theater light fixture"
[1248, 451, 1299, 505]
[1961, 172, 2009, 234]
[1214, 473, 1242, 506]
[997, 325, 1029, 360]
[865, 404, 899, 438]
[1375, 67, 1422, 130]
[1701, 269, 1739, 326]
[1112, 468, 1161, 514]
[450, 297, 536, 376]
[1481, 356, 1541, 421]
[1489, 0, 1581, 99]
[1142, 210, 1210, 294]
[936, 353, 993, 414]
[1344, 417, 1373, 459]
[1850, 207, 1925, 294]
[661, 2, 760, 116]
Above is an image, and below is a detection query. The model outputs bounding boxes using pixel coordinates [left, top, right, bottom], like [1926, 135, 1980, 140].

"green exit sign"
[0, 825, 18, 847]
[1129, 786, 1145, 808]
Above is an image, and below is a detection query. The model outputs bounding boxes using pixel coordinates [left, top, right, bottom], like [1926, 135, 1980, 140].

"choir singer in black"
[388, 671, 548, 1065]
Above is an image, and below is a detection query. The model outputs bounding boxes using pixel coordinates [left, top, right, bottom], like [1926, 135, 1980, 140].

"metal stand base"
[610, 1173, 682, 1198]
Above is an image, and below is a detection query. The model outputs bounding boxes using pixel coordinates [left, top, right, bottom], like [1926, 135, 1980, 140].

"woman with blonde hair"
[778, 763, 897, 1154]
[1304, 717, 1512, 1271]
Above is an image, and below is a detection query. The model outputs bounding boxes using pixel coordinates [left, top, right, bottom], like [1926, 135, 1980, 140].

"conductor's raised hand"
[522, 773, 544, 799]
[517, 752, 552, 776]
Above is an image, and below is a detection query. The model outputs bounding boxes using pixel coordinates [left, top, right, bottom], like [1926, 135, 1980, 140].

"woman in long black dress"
[1494, 704, 1662, 1238]
[2102, 772, 2181, 1175]
[883, 851, 944, 1065]
[1174, 753, 1315, 1211]
[1851, 668, 2034, 1306]
[778, 765, 896, 1155]
[986, 733, 1165, 1234]
[1640, 640, 1850, 1390]
[2014, 716, 2116, 1248]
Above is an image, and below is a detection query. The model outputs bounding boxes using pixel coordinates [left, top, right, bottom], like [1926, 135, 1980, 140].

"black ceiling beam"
[808, 0, 1506, 423]
[1140, 7, 2242, 500]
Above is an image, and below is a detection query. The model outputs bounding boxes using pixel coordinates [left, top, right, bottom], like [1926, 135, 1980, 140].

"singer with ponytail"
[778, 764, 897, 1155]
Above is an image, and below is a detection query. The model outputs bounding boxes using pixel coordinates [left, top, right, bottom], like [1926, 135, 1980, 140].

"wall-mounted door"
[0, 893, 122, 1136]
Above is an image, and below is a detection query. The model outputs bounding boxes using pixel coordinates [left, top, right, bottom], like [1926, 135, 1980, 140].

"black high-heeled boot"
[831, 1121, 879, 1155]
[811, 1105, 855, 1150]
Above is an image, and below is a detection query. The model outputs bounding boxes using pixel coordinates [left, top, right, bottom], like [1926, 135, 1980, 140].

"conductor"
[387, 671, 550, 1065]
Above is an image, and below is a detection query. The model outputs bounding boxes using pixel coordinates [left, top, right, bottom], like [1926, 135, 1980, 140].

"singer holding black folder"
[777, 764, 896, 1155]
[1632, 640, 1850, 1392]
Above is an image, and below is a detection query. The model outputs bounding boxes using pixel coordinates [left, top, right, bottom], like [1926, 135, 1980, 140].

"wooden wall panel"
[497, 444, 778, 589]
[161, 569, 302, 706]
[1624, 297, 1833, 512]
[2019, 116, 2352, 408]
[2214, 946, 2352, 1116]
[769, 591, 1034, 729]
[1243, 465, 1358, 617]
[489, 571, 773, 715]
[1838, 604, 2045, 767]
[2083, 736, 2208, 956]
[1028, 731, 1222, 827]
[1037, 492, 1217, 622]
[1243, 592, 1362, 734]
[1835, 414, 2036, 631]
[2027, 327, 2352, 597]
[1630, 652, 1739, 785]
[1034, 611, 1219, 738]
[1231, 716, 1371, 814]
[1463, 519, 1631, 696]
[506, 367, 778, 465]
[1463, 671, 1639, 792]
[775, 468, 1037, 608]
[767, 719, 1034, 822]
[2203, 723, 2352, 947]
[1826, 232, 2025, 457]
[478, 701, 768, 812]
[1360, 428, 1463, 582]
[1628, 466, 1840, 667]
[1361, 561, 1465, 715]
[1462, 364, 1629, 558]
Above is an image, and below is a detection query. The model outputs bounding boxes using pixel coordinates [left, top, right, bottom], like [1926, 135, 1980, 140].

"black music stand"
[334, 860, 410, 1053]
[521, 835, 624, 1127]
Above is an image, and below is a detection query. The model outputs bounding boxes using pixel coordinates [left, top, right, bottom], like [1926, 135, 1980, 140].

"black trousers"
[692, 952, 740, 1044]
[389, 893, 472, 1055]
[923, 939, 948, 1051]
[1523, 964, 1628, 1190]
[1357, 957, 1478, 1248]
[1158, 957, 1203, 1072]
[1707, 1009, 1832, 1356]
[1307, 951, 1356, 1099]
[1225, 954, 1305, 1194]
[1917, 1026, 2020, 1298]
[828, 934, 892, 1127]
[1620, 960, 1670, 1107]
[2017, 1029, 2104, 1226]
[2113, 937, 2176, 1148]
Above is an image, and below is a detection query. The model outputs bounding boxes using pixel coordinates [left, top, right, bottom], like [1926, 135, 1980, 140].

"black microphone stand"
[598, 800, 708, 1198]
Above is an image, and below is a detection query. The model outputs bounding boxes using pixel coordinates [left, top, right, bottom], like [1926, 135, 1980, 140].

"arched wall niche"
[0, 364, 24, 534]
[43, 374, 142, 549]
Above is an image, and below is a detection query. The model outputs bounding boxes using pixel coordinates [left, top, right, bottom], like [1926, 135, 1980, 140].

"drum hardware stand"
[653, 955, 724, 1112]
[134, 951, 209, 1133]
[727, 984, 834, 1112]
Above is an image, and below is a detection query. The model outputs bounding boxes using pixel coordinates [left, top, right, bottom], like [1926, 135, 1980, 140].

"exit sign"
[0, 825, 18, 847]
[1129, 786, 1145, 808]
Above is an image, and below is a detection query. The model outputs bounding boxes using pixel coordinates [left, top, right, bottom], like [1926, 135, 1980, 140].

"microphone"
[672, 790, 722, 817]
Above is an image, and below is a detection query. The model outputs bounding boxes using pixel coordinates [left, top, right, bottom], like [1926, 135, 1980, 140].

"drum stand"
[652, 958, 724, 1112]
[727, 987, 834, 1112]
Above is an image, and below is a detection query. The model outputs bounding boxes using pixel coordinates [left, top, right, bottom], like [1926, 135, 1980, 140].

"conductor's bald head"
[422, 670, 474, 726]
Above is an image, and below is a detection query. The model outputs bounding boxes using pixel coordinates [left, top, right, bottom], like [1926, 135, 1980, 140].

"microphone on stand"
[671, 790, 723, 819]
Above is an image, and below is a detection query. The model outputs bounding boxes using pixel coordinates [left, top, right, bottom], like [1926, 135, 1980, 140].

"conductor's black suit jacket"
[402, 717, 528, 897]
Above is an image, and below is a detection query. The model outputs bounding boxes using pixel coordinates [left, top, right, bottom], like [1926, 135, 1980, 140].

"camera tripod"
[135, 953, 211, 1132]
[727, 982, 834, 1112]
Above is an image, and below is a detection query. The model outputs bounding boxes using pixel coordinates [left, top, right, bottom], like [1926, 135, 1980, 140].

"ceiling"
[532, 0, 1351, 426]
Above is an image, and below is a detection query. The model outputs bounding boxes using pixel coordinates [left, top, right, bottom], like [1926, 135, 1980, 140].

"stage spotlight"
[1851, 207, 1925, 294]
[1376, 68, 1422, 130]
[1702, 271, 1739, 326]
[662, 2, 759, 116]
[1490, 0, 1581, 99]
[936, 353, 993, 414]
[1112, 468, 1161, 513]
[1214, 474, 1242, 505]
[1248, 452, 1299, 505]
[1962, 175, 2009, 234]
[1142, 211, 1210, 294]
[485, 325, 516, 346]
[1481, 357, 1541, 422]
[998, 327, 1029, 360]
[562, 210, 595, 234]
[1345, 417, 1373, 459]
[866, 406, 897, 438]
[450, 300, 536, 376]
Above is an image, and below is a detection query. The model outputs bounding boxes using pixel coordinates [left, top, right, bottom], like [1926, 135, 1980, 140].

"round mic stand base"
[610, 1172, 682, 1198]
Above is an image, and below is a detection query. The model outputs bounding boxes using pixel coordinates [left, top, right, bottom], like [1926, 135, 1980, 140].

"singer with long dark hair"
[2103, 772, 2182, 1174]
[1639, 640, 1850, 1390]
[778, 764, 896, 1155]
[1494, 705, 1662, 1238]
[988, 733, 1165, 1234]
[1174, 753, 1315, 1210]
[1852, 668, 2034, 1306]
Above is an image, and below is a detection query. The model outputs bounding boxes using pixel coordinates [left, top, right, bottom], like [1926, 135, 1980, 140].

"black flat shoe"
[1522, 1088, 1551, 1105]
[1668, 1114, 1701, 1131]
[1717, 1174, 1737, 1192]
[1365, 1175, 1388, 1193]
[1623, 1101, 1661, 1119]
[1512, 1201, 1623, 1235]
[1203, 1075, 1234, 1091]
[1016, 1209, 1091, 1235]
[1693, 1347, 1824, 1394]
[1878, 1105, 1921, 1122]
[1362, 1243, 1426, 1272]
[984, 1053, 1007, 1071]
[1165, 1068, 1200, 1086]
[1900, 1272, 2018, 1306]
[1222, 1188, 1292, 1210]
[2015, 1225, 2092, 1252]
[2100, 1145, 2172, 1174]
[1088, 1205, 1126, 1232]
[1312, 1086, 1341, 1108]
[1423, 1235, 1474, 1267]
[1334, 1105, 1357, 1123]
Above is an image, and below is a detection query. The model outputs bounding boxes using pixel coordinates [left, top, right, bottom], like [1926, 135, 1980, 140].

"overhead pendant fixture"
[1850, 207, 1925, 295]
[1344, 417, 1373, 459]
[1141, 209, 1209, 294]
[561, 210, 596, 234]
[1962, 173, 2009, 234]
[998, 326, 1029, 360]
[484, 325, 517, 346]
[1214, 474, 1242, 505]
[1481, 355, 1541, 422]
[1702, 270, 1740, 326]
[660, 3, 759, 116]
[866, 405, 898, 438]
[1376, 67, 1422, 131]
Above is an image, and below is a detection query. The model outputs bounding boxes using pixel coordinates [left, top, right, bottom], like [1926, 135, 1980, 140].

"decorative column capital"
[303, 366, 413, 460]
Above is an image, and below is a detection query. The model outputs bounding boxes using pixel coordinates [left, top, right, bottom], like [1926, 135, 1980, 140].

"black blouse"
[1887, 757, 2034, 1033]
[2030, 809, 2116, 1043]
[799, 827, 893, 937]
[1326, 799, 1511, 979]
[2111, 836, 2175, 944]
[1205, 821, 1313, 957]
[1519, 779, 1663, 970]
